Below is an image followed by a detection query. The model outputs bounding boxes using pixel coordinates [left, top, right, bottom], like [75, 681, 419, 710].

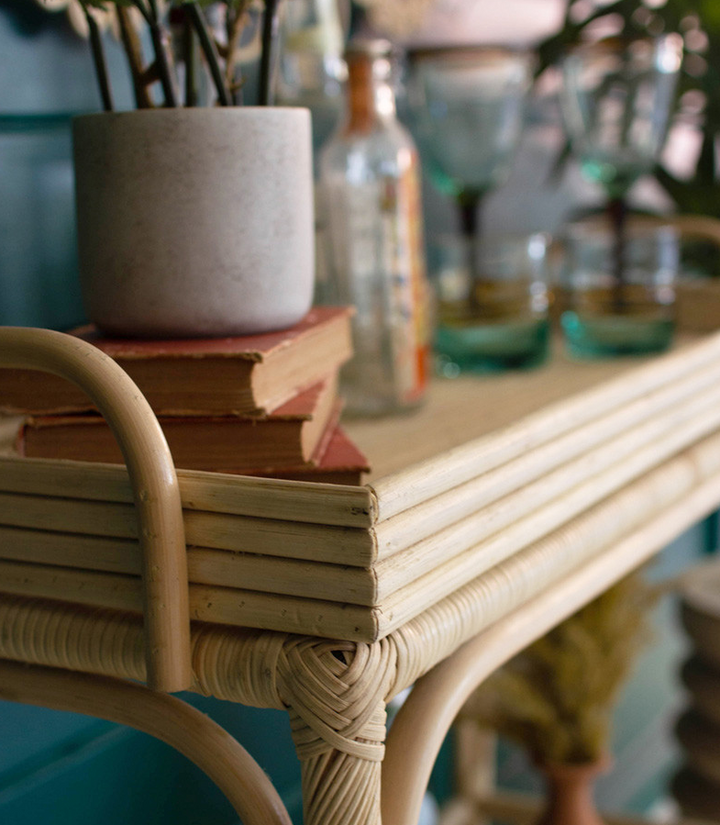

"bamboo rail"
[2, 435, 720, 825]
[0, 660, 291, 825]
[0, 328, 191, 692]
[5, 332, 720, 640]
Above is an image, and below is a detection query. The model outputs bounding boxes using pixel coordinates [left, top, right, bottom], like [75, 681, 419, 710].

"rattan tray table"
[2, 274, 720, 825]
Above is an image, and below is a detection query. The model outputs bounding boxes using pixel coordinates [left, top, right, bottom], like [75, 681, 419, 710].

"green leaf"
[534, 0, 720, 218]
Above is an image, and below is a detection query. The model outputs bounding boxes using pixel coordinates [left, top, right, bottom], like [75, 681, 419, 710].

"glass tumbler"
[433, 232, 551, 375]
[560, 223, 679, 358]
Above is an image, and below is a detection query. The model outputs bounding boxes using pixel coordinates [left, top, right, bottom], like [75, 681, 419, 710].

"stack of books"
[0, 307, 370, 485]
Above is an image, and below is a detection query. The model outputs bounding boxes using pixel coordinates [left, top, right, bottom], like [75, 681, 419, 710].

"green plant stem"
[117, 5, 154, 109]
[224, 0, 251, 105]
[608, 196, 628, 312]
[184, 10, 197, 107]
[136, 0, 178, 107]
[456, 189, 484, 288]
[258, 0, 281, 105]
[185, 2, 231, 106]
[83, 6, 113, 112]
[224, 1, 238, 104]
[149, 22, 179, 106]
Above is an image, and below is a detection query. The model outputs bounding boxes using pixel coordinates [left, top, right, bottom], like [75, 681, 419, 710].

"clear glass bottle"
[319, 38, 430, 416]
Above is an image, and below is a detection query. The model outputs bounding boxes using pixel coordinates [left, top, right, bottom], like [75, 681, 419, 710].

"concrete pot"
[73, 108, 315, 338]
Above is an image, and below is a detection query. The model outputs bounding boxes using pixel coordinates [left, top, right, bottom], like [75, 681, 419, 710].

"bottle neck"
[344, 54, 396, 133]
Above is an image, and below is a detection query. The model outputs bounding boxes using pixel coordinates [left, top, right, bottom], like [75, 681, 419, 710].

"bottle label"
[379, 156, 429, 405]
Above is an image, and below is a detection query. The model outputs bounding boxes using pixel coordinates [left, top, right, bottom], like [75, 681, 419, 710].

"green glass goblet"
[560, 34, 683, 315]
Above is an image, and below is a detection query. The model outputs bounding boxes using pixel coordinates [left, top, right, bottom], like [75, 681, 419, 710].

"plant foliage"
[536, 0, 720, 218]
[79, 0, 279, 109]
[463, 571, 659, 766]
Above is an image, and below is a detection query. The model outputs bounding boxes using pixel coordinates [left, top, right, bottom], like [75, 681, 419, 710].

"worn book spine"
[0, 307, 354, 416]
[16, 378, 340, 470]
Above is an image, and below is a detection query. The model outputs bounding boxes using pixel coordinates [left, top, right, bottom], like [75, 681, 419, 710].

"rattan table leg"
[276, 637, 398, 825]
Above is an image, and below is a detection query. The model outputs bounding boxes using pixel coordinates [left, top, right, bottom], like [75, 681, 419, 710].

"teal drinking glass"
[561, 222, 679, 358]
[433, 232, 552, 375]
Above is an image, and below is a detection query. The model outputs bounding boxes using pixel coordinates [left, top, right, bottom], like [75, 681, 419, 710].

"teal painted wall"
[0, 114, 84, 329]
[0, 0, 133, 331]
[0, 695, 303, 825]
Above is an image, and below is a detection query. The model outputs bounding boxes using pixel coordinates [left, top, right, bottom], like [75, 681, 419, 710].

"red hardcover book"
[17, 377, 340, 472]
[238, 426, 371, 486]
[0, 307, 353, 417]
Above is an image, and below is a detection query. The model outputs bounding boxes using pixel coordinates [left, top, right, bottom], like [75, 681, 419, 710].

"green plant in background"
[78, 0, 281, 110]
[537, 0, 720, 219]
[463, 571, 660, 766]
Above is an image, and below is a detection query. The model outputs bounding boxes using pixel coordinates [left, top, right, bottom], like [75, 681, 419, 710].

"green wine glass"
[408, 47, 533, 267]
[560, 35, 683, 313]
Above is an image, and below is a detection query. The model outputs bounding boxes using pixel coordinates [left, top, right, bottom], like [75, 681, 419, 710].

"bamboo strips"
[0, 527, 377, 604]
[1, 433, 719, 653]
[4, 429, 720, 641]
[373, 387, 720, 590]
[369, 329, 720, 520]
[0, 496, 376, 565]
[0, 457, 376, 528]
[0, 559, 379, 640]
[3, 380, 720, 580]
[382, 463, 720, 825]
[4, 325, 720, 640]
[377, 418, 720, 635]
[5, 389, 720, 608]
[390, 446, 720, 694]
[0, 492, 138, 537]
[2, 386, 720, 614]
[374, 361, 720, 557]
[3, 345, 720, 575]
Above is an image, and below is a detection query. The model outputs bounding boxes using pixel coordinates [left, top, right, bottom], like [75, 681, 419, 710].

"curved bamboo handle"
[0, 327, 192, 693]
[0, 660, 292, 825]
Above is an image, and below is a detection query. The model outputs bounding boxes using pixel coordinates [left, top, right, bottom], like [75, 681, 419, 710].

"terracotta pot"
[73, 108, 315, 338]
[534, 759, 608, 825]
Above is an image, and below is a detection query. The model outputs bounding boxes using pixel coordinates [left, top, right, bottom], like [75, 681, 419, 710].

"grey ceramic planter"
[73, 108, 315, 338]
